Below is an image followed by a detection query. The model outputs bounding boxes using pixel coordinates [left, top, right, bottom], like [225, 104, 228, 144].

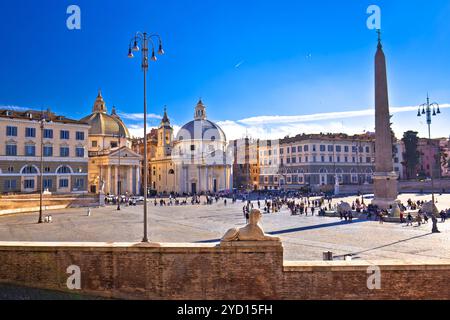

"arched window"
[168, 169, 175, 175]
[21, 165, 38, 174]
[57, 165, 72, 174]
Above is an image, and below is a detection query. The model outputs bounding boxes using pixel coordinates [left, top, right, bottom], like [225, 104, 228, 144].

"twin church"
[84, 92, 233, 196]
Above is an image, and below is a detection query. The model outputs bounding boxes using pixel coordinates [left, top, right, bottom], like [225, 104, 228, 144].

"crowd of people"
[109, 189, 449, 230]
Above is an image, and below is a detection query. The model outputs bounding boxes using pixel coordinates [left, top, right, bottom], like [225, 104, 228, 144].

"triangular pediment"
[109, 146, 142, 159]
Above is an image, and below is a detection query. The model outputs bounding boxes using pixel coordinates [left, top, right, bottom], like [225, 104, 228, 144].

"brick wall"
[0, 241, 449, 300]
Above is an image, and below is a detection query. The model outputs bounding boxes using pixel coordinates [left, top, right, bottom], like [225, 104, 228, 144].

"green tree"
[402, 131, 420, 180]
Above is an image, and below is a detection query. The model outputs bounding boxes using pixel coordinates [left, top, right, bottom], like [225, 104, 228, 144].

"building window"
[337, 156, 341, 163]
[366, 146, 370, 153]
[304, 145, 309, 152]
[328, 156, 332, 162]
[328, 145, 334, 152]
[92, 141, 98, 148]
[305, 156, 309, 162]
[7, 166, 14, 173]
[25, 127, 36, 138]
[25, 145, 36, 156]
[344, 146, 349, 152]
[336, 146, 342, 152]
[76, 147, 85, 157]
[6, 126, 17, 137]
[6, 144, 17, 156]
[292, 157, 296, 163]
[60, 130, 70, 140]
[59, 179, 69, 188]
[4, 180, 17, 190]
[24, 179, 35, 189]
[322, 156, 326, 162]
[44, 167, 51, 173]
[22, 166, 38, 174]
[190, 145, 195, 151]
[320, 145, 326, 152]
[110, 141, 118, 148]
[366, 157, 371, 163]
[43, 146, 53, 157]
[280, 148, 284, 155]
[352, 146, 358, 153]
[60, 147, 70, 157]
[312, 145, 316, 152]
[291, 147, 296, 153]
[57, 166, 71, 174]
[75, 178, 84, 188]
[43, 129, 53, 139]
[43, 179, 52, 189]
[76, 132, 85, 140]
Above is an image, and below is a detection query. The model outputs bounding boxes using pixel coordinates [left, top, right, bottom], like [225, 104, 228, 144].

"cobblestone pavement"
[0, 193, 449, 261]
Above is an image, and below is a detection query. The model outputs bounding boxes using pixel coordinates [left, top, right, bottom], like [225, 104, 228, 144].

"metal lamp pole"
[116, 134, 122, 211]
[417, 94, 441, 205]
[128, 32, 164, 242]
[38, 116, 45, 224]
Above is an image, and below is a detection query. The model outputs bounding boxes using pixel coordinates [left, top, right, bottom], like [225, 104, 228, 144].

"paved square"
[0, 193, 449, 261]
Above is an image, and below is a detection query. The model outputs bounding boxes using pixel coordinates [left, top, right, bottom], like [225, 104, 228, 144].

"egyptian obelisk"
[372, 31, 398, 210]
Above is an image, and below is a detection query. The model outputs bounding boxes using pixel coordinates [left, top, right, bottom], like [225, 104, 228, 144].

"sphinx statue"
[421, 201, 440, 233]
[221, 209, 280, 242]
[337, 201, 352, 215]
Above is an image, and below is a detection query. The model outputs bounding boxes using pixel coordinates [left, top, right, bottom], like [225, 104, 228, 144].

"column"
[135, 166, 140, 196]
[223, 166, 227, 190]
[198, 166, 201, 192]
[106, 165, 111, 194]
[128, 166, 133, 195]
[114, 165, 119, 195]
[205, 167, 209, 191]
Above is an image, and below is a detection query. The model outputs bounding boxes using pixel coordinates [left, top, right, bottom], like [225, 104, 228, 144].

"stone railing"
[0, 241, 449, 300]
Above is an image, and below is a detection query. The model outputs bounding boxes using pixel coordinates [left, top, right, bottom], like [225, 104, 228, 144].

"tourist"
[406, 213, 413, 226]
[87, 208, 91, 217]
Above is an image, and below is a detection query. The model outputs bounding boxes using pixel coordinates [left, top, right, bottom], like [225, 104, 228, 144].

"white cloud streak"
[0, 105, 33, 111]
[118, 112, 162, 121]
[238, 104, 450, 125]
[125, 104, 450, 141]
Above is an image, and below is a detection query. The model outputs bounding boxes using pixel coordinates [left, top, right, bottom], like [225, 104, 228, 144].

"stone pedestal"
[99, 192, 105, 207]
[334, 181, 340, 196]
[372, 172, 398, 210]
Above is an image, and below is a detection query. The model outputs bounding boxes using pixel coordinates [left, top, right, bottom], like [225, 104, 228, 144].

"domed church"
[150, 99, 233, 194]
[81, 91, 142, 195]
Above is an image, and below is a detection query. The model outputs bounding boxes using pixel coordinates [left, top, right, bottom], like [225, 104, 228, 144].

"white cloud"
[118, 112, 162, 121]
[238, 104, 450, 125]
[0, 105, 32, 111]
[125, 103, 450, 141]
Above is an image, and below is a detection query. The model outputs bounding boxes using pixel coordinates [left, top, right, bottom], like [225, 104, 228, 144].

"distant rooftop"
[0, 109, 88, 125]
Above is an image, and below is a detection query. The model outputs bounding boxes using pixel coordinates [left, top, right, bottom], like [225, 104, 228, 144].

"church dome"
[80, 90, 130, 138]
[175, 100, 226, 142]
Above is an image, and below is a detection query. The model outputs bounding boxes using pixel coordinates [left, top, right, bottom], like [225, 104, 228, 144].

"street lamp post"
[38, 112, 48, 224]
[128, 32, 164, 242]
[417, 94, 441, 205]
[113, 134, 122, 211]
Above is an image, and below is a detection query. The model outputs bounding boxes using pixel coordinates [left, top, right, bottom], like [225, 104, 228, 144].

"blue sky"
[1, 0, 450, 140]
